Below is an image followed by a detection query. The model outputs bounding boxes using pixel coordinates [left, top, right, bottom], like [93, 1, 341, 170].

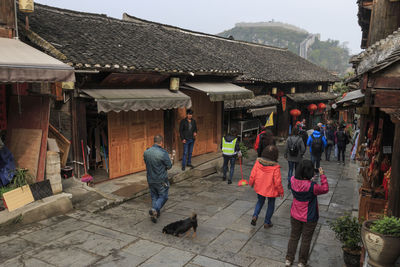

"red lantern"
[308, 104, 317, 114]
[290, 109, 301, 120]
[317, 103, 326, 112]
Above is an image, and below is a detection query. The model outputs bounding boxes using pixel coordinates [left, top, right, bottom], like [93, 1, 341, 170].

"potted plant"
[330, 214, 362, 267]
[361, 216, 400, 267]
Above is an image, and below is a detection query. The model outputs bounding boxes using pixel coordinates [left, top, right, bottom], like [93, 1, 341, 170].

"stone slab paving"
[0, 146, 361, 267]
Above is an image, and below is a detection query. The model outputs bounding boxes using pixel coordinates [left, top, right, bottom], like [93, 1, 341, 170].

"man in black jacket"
[179, 109, 197, 171]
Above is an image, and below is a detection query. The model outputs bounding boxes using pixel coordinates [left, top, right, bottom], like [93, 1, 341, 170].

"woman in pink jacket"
[285, 160, 329, 267]
[249, 145, 284, 228]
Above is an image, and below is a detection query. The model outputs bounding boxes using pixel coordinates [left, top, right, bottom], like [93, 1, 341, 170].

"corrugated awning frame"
[0, 37, 75, 82]
[81, 88, 192, 113]
[247, 105, 277, 117]
[183, 82, 254, 102]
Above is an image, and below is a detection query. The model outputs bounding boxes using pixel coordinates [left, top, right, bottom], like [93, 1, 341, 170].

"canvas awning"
[336, 90, 364, 104]
[287, 92, 337, 103]
[0, 38, 75, 82]
[81, 89, 192, 113]
[224, 95, 279, 109]
[247, 106, 277, 117]
[183, 82, 254, 102]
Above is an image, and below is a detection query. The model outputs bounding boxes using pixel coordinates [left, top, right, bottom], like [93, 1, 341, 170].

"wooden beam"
[388, 123, 400, 217]
[372, 77, 400, 89]
[373, 89, 400, 108]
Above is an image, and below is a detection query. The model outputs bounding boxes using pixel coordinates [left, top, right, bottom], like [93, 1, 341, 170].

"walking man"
[222, 128, 241, 184]
[307, 126, 327, 173]
[325, 123, 335, 161]
[179, 109, 197, 171]
[284, 127, 305, 189]
[335, 125, 349, 165]
[143, 135, 172, 223]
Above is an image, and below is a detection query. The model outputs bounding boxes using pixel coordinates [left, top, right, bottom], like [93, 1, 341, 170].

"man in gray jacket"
[284, 127, 305, 189]
[143, 135, 172, 223]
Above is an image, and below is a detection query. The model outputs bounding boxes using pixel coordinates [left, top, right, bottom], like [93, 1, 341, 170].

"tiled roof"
[18, 3, 338, 83]
[352, 27, 400, 76]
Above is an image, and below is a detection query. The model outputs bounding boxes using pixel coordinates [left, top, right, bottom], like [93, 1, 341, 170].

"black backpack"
[288, 137, 299, 157]
[311, 135, 323, 154]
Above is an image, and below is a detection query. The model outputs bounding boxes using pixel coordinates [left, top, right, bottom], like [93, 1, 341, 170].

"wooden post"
[388, 122, 400, 217]
[368, 0, 400, 46]
[71, 97, 81, 178]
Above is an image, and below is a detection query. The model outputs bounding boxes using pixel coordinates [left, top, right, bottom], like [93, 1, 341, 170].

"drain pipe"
[14, 0, 19, 39]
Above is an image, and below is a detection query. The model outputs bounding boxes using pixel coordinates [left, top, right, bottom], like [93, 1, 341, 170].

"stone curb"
[0, 193, 73, 227]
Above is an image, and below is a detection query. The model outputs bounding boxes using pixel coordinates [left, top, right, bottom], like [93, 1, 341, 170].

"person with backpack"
[335, 125, 349, 165]
[306, 126, 327, 172]
[284, 127, 305, 189]
[325, 123, 335, 161]
[285, 161, 329, 267]
[256, 129, 276, 157]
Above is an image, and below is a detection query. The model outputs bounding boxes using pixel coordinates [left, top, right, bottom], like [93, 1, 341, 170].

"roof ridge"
[122, 12, 288, 52]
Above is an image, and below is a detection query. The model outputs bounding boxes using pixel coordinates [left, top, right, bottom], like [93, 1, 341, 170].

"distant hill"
[219, 22, 351, 76]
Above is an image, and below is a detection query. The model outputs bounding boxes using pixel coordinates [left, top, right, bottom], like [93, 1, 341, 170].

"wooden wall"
[107, 110, 163, 179]
[0, 0, 15, 38]
[175, 90, 221, 161]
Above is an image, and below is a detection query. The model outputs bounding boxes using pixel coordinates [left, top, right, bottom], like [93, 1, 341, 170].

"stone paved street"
[0, 147, 360, 267]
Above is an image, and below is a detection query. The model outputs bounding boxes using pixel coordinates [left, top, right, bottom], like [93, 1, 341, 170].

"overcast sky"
[35, 0, 362, 54]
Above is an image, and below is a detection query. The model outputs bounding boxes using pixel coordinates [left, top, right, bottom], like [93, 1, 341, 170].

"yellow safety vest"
[222, 137, 237, 156]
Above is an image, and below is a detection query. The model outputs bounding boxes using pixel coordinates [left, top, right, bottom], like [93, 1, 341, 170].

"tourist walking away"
[285, 161, 329, 267]
[249, 145, 284, 228]
[221, 128, 241, 184]
[253, 125, 266, 151]
[179, 109, 197, 171]
[307, 126, 327, 172]
[325, 123, 335, 161]
[284, 127, 305, 189]
[335, 125, 349, 165]
[143, 135, 173, 223]
[256, 129, 276, 157]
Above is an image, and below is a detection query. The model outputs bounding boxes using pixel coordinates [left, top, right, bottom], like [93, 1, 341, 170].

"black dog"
[162, 213, 197, 238]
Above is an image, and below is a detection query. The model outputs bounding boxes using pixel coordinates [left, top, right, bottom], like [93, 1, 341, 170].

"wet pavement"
[0, 147, 360, 266]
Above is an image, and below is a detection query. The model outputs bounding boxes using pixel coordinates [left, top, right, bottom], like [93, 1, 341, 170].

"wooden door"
[176, 90, 221, 159]
[108, 110, 163, 179]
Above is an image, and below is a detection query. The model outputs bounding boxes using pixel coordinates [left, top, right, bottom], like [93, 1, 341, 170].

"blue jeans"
[287, 161, 298, 188]
[252, 194, 276, 224]
[311, 154, 321, 170]
[148, 182, 169, 213]
[182, 139, 194, 167]
[223, 155, 236, 181]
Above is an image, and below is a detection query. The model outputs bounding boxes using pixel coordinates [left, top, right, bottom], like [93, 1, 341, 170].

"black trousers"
[337, 146, 346, 162]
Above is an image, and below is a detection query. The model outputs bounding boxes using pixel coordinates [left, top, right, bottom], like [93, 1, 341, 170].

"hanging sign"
[281, 96, 287, 112]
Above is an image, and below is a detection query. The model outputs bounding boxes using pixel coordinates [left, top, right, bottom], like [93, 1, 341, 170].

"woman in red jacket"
[285, 160, 329, 267]
[249, 145, 284, 228]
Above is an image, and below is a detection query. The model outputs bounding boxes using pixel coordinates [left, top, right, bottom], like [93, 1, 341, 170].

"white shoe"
[285, 259, 292, 266]
[298, 263, 306, 267]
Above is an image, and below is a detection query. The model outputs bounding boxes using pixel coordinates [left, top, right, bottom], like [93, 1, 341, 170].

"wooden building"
[17, 3, 337, 181]
[352, 0, 400, 218]
[0, 0, 75, 183]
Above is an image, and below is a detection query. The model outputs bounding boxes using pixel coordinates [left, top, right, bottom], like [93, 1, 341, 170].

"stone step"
[192, 162, 217, 177]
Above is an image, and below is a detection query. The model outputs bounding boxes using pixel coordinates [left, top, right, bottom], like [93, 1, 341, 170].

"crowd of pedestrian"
[142, 110, 357, 266]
